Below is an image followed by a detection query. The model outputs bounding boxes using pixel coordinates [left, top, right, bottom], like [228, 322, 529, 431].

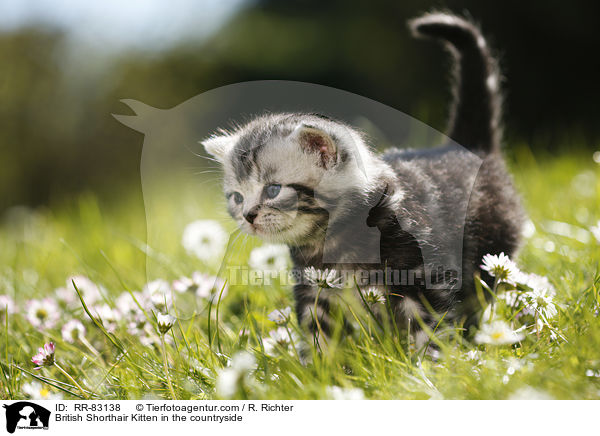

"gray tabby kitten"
[202, 13, 524, 346]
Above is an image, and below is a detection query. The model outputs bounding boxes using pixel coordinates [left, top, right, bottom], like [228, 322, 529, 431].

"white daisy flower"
[475, 320, 524, 345]
[172, 276, 194, 293]
[525, 287, 558, 320]
[182, 220, 227, 261]
[173, 272, 228, 300]
[304, 267, 344, 289]
[363, 287, 387, 305]
[61, 320, 86, 343]
[216, 351, 256, 398]
[26, 298, 60, 330]
[515, 272, 556, 295]
[127, 312, 147, 334]
[496, 290, 525, 309]
[267, 307, 292, 325]
[54, 286, 77, 305]
[66, 275, 105, 305]
[248, 244, 289, 272]
[480, 252, 520, 283]
[92, 304, 119, 333]
[22, 381, 63, 400]
[0, 295, 15, 315]
[465, 350, 479, 360]
[326, 386, 365, 400]
[216, 368, 239, 398]
[156, 313, 176, 335]
[230, 351, 256, 372]
[115, 291, 144, 316]
[262, 327, 298, 355]
[143, 279, 172, 311]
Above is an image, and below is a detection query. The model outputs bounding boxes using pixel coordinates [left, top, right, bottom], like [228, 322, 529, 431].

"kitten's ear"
[292, 124, 337, 168]
[200, 134, 236, 163]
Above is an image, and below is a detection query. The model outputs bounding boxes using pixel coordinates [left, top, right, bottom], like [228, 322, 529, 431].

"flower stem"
[54, 362, 88, 399]
[490, 276, 500, 320]
[313, 286, 327, 348]
[160, 334, 177, 399]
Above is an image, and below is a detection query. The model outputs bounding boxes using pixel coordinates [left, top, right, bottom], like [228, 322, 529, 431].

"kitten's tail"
[409, 12, 502, 153]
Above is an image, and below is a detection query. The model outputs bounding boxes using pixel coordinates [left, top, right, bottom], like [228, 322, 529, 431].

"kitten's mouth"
[252, 223, 292, 237]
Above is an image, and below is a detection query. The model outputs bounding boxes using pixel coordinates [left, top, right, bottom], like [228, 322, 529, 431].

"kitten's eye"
[232, 192, 243, 204]
[265, 184, 281, 199]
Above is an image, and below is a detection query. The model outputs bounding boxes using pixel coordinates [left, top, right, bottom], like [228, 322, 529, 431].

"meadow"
[1, 146, 599, 400]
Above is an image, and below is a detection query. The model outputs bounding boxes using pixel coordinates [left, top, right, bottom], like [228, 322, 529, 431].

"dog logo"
[2, 402, 51, 433]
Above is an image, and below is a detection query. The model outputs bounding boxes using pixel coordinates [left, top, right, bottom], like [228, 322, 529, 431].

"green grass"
[1, 148, 599, 400]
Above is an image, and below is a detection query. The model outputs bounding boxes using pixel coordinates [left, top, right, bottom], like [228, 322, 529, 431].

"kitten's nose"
[244, 209, 259, 224]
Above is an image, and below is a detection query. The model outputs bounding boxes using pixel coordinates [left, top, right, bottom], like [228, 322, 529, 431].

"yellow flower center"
[491, 332, 505, 340]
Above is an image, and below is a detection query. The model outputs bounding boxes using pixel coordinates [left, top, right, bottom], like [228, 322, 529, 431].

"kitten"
[202, 13, 524, 346]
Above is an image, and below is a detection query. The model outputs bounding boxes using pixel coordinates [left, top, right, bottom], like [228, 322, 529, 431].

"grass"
[1, 147, 599, 400]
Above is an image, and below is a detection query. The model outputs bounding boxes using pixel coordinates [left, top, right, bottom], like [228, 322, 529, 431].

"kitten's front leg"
[293, 283, 333, 349]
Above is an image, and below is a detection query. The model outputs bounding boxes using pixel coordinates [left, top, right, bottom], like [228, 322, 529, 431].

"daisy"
[304, 267, 344, 289]
[115, 291, 144, 316]
[66, 275, 104, 305]
[173, 272, 228, 299]
[216, 351, 256, 398]
[54, 286, 77, 306]
[182, 220, 227, 261]
[248, 244, 289, 272]
[475, 320, 524, 345]
[480, 252, 520, 283]
[26, 298, 60, 330]
[156, 313, 176, 335]
[326, 386, 365, 400]
[363, 287, 387, 305]
[92, 304, 119, 333]
[496, 290, 525, 309]
[61, 320, 86, 343]
[31, 342, 88, 397]
[515, 272, 556, 295]
[143, 279, 172, 311]
[22, 381, 63, 400]
[172, 276, 195, 293]
[263, 327, 298, 355]
[0, 295, 15, 315]
[216, 368, 239, 398]
[465, 350, 480, 361]
[524, 287, 558, 320]
[31, 342, 55, 369]
[230, 351, 256, 372]
[267, 307, 292, 325]
[127, 312, 148, 335]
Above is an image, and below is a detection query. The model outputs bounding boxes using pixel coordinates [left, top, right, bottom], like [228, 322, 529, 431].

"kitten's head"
[202, 113, 377, 246]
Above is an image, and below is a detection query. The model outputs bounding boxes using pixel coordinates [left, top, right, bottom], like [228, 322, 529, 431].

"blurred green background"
[1, 0, 599, 211]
